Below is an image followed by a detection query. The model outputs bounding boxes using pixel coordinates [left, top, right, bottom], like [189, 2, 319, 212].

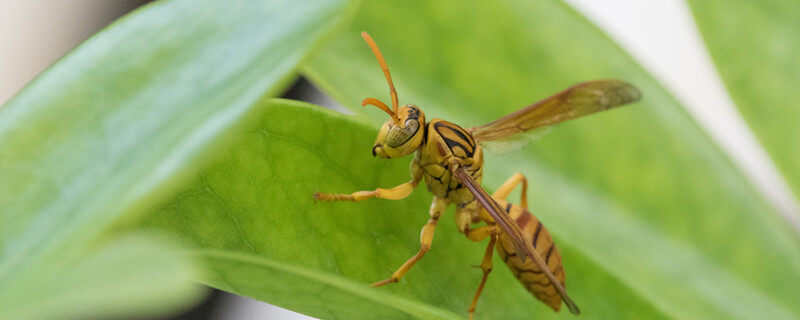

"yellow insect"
[314, 32, 641, 318]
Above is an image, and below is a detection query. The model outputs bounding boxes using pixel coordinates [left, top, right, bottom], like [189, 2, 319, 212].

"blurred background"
[2, 0, 796, 319]
[0, 1, 313, 319]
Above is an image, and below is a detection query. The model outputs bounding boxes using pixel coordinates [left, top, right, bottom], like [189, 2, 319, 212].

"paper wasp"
[314, 32, 641, 318]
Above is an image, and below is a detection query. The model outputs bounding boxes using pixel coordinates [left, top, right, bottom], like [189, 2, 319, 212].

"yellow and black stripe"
[495, 201, 566, 312]
[433, 120, 476, 158]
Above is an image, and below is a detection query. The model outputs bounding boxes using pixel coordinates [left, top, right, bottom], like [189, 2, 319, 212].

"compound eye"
[385, 120, 419, 148]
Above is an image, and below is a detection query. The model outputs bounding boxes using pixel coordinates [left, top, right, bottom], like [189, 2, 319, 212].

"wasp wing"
[452, 166, 580, 315]
[477, 126, 552, 155]
[469, 79, 641, 148]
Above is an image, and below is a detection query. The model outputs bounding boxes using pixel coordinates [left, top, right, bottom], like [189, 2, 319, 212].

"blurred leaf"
[685, 1, 800, 202]
[0, 0, 351, 318]
[196, 250, 460, 320]
[0, 234, 203, 320]
[140, 101, 667, 319]
[300, 0, 800, 318]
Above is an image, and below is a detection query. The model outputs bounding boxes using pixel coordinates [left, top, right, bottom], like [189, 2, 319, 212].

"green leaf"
[0, 0, 352, 318]
[195, 250, 461, 320]
[299, 0, 800, 318]
[0, 234, 204, 320]
[685, 0, 800, 204]
[140, 101, 668, 319]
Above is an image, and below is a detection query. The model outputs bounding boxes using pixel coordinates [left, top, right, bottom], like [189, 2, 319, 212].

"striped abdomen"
[495, 200, 566, 311]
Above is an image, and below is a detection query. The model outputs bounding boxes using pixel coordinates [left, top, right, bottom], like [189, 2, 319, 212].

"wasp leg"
[491, 173, 529, 210]
[315, 162, 422, 202]
[465, 225, 500, 242]
[455, 201, 499, 240]
[468, 235, 497, 320]
[372, 197, 446, 287]
[456, 201, 478, 234]
[314, 179, 420, 202]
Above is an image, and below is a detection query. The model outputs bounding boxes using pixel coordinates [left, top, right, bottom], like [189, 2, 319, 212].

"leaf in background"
[139, 101, 668, 319]
[685, 0, 800, 203]
[301, 0, 800, 318]
[196, 250, 461, 320]
[0, 0, 352, 317]
[0, 234, 203, 320]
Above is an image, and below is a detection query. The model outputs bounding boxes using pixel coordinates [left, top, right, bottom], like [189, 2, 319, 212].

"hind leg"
[468, 235, 496, 319]
[491, 173, 529, 209]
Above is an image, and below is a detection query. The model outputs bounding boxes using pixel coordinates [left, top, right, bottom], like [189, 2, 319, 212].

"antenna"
[361, 32, 401, 125]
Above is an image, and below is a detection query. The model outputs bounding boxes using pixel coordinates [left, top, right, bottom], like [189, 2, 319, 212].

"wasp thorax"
[372, 105, 426, 159]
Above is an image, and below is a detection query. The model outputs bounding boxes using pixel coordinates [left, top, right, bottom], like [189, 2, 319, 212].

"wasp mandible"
[315, 32, 641, 318]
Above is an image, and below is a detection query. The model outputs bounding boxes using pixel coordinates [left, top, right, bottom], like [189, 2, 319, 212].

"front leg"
[315, 160, 422, 202]
[314, 179, 420, 202]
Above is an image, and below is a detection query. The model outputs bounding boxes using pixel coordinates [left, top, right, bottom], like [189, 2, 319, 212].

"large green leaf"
[0, 0, 351, 318]
[686, 0, 800, 207]
[300, 0, 800, 318]
[140, 101, 667, 319]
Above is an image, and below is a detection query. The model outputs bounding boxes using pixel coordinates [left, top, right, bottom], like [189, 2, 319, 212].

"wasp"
[314, 32, 641, 318]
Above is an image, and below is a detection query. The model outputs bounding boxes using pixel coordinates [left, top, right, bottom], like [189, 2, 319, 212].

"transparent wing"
[469, 79, 641, 145]
[451, 166, 580, 315]
[477, 126, 552, 155]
